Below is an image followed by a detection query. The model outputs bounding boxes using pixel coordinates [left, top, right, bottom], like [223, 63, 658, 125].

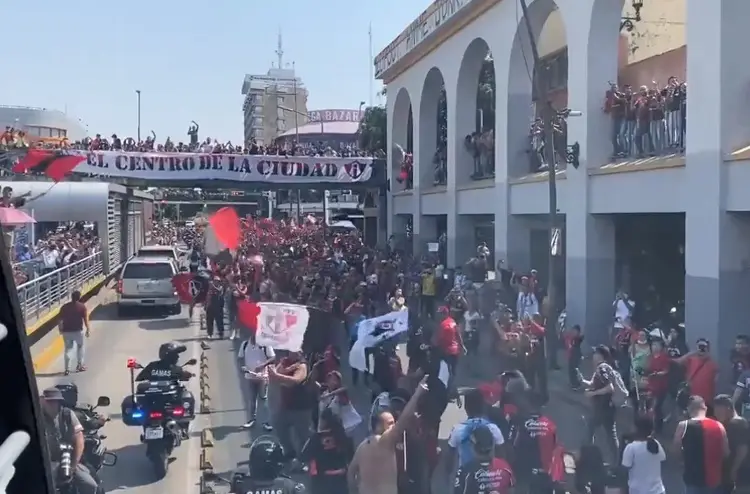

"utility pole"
[518, 0, 559, 385]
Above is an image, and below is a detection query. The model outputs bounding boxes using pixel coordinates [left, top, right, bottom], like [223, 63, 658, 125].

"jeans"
[636, 121, 653, 156]
[612, 116, 625, 155]
[74, 463, 99, 494]
[246, 380, 268, 420]
[568, 357, 582, 387]
[586, 404, 619, 463]
[61, 331, 85, 371]
[666, 110, 681, 146]
[206, 308, 224, 337]
[685, 487, 720, 494]
[274, 408, 310, 458]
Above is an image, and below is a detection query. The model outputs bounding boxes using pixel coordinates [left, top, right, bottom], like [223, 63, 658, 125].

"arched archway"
[419, 67, 447, 188]
[506, 0, 568, 178]
[391, 87, 414, 190]
[456, 37, 496, 184]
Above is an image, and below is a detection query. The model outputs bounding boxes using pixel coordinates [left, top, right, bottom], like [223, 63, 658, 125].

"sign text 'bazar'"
[76, 151, 374, 184]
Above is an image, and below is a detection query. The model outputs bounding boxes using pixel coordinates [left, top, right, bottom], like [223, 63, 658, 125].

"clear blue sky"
[1, 0, 427, 143]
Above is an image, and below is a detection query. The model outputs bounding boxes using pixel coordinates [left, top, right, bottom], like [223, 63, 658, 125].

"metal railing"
[16, 251, 104, 326]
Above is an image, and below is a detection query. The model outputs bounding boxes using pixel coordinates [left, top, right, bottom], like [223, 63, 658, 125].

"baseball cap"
[469, 424, 495, 454]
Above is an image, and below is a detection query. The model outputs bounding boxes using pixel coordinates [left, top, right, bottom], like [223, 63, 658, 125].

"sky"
[1, 0, 428, 144]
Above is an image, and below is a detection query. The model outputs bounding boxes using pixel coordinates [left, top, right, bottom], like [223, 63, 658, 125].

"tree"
[358, 105, 387, 154]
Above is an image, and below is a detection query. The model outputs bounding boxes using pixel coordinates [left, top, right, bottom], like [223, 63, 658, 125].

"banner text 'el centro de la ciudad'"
[68, 151, 377, 184]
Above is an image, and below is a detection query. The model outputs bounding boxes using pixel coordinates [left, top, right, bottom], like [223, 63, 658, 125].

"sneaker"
[241, 419, 256, 429]
[63, 370, 70, 376]
[262, 423, 273, 431]
[260, 393, 268, 401]
[76, 365, 87, 372]
[230, 330, 238, 340]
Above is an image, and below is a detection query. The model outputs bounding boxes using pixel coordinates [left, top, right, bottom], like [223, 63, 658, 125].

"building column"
[684, 0, 750, 358]
[563, 0, 619, 342]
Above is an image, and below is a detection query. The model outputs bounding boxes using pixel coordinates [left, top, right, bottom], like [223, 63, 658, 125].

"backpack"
[458, 418, 491, 466]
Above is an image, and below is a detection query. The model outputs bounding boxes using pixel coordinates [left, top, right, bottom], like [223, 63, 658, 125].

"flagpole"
[368, 22, 374, 107]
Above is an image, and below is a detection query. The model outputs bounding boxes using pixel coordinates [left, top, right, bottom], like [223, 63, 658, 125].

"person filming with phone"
[674, 338, 719, 415]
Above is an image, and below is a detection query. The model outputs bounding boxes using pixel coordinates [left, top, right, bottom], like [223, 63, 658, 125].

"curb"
[197, 312, 214, 494]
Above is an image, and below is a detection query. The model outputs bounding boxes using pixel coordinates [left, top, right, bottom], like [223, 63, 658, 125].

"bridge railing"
[17, 251, 104, 327]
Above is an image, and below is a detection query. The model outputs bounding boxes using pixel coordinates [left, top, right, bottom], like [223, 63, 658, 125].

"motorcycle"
[121, 357, 197, 479]
[76, 396, 117, 476]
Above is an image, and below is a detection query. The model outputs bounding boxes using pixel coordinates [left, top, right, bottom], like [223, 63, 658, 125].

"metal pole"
[136, 90, 141, 142]
[519, 0, 558, 383]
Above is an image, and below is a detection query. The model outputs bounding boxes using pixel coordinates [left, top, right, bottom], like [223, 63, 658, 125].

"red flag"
[12, 150, 85, 182]
[208, 207, 241, 250]
[237, 299, 260, 334]
[171, 273, 208, 304]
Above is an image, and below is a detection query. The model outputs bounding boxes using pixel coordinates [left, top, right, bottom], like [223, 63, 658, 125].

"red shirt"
[685, 356, 719, 404]
[525, 321, 545, 338]
[478, 380, 503, 405]
[60, 301, 87, 333]
[437, 317, 460, 355]
[647, 352, 671, 395]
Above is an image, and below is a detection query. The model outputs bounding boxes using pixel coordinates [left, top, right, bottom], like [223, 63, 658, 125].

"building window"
[277, 108, 285, 119]
[277, 119, 286, 131]
[277, 96, 284, 106]
[253, 117, 263, 128]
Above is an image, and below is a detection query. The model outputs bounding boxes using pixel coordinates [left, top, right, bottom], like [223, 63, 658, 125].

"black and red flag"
[172, 272, 209, 305]
[12, 149, 85, 182]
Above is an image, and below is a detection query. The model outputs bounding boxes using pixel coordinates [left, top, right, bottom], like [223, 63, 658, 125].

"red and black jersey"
[509, 413, 558, 474]
[682, 418, 725, 488]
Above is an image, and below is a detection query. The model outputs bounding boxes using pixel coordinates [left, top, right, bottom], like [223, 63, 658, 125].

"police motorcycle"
[201, 436, 304, 494]
[120, 342, 197, 478]
[53, 383, 117, 478]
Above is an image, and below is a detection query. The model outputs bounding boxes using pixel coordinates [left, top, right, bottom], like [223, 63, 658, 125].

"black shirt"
[135, 361, 191, 381]
[235, 475, 306, 494]
[300, 430, 353, 476]
[724, 417, 750, 487]
[454, 457, 515, 494]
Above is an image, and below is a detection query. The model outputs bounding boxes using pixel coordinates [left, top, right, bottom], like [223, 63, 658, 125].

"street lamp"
[135, 90, 141, 142]
[620, 0, 644, 32]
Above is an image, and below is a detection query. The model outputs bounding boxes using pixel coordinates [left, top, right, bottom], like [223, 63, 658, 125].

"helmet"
[248, 436, 284, 480]
[158, 342, 186, 365]
[53, 383, 78, 408]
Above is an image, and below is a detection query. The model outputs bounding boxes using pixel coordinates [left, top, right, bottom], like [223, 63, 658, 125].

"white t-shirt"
[238, 341, 275, 378]
[621, 439, 666, 494]
[464, 311, 481, 328]
[614, 298, 634, 328]
[42, 249, 59, 269]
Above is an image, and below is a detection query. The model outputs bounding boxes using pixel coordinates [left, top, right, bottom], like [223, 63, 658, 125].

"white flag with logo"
[255, 303, 310, 352]
[349, 309, 409, 372]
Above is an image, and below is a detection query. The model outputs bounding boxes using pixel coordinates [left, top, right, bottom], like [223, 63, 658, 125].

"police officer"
[232, 437, 305, 494]
[135, 342, 193, 382]
[41, 387, 99, 494]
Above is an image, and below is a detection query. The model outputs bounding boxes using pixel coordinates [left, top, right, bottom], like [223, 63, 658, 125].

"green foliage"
[358, 105, 387, 154]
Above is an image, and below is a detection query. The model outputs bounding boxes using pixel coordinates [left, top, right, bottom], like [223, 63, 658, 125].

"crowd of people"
[11, 224, 100, 285]
[604, 76, 687, 159]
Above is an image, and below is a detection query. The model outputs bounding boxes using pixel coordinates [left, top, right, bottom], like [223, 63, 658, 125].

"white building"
[378, 0, 750, 351]
[241, 34, 308, 147]
[0, 105, 88, 142]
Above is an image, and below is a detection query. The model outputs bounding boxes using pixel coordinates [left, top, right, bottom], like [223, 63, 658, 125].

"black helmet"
[248, 436, 284, 480]
[53, 383, 78, 408]
[158, 342, 186, 364]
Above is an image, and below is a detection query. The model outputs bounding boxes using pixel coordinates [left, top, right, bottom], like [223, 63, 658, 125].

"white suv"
[117, 256, 181, 317]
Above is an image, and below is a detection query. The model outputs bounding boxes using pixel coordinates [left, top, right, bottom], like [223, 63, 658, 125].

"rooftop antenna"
[275, 29, 284, 70]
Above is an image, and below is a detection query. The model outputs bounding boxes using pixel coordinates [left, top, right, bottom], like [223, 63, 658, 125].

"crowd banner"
[349, 309, 409, 372]
[255, 302, 311, 352]
[69, 151, 375, 184]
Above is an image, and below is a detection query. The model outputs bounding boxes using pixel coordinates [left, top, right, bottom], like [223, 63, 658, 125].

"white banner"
[255, 302, 310, 352]
[70, 151, 375, 184]
[349, 309, 409, 372]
